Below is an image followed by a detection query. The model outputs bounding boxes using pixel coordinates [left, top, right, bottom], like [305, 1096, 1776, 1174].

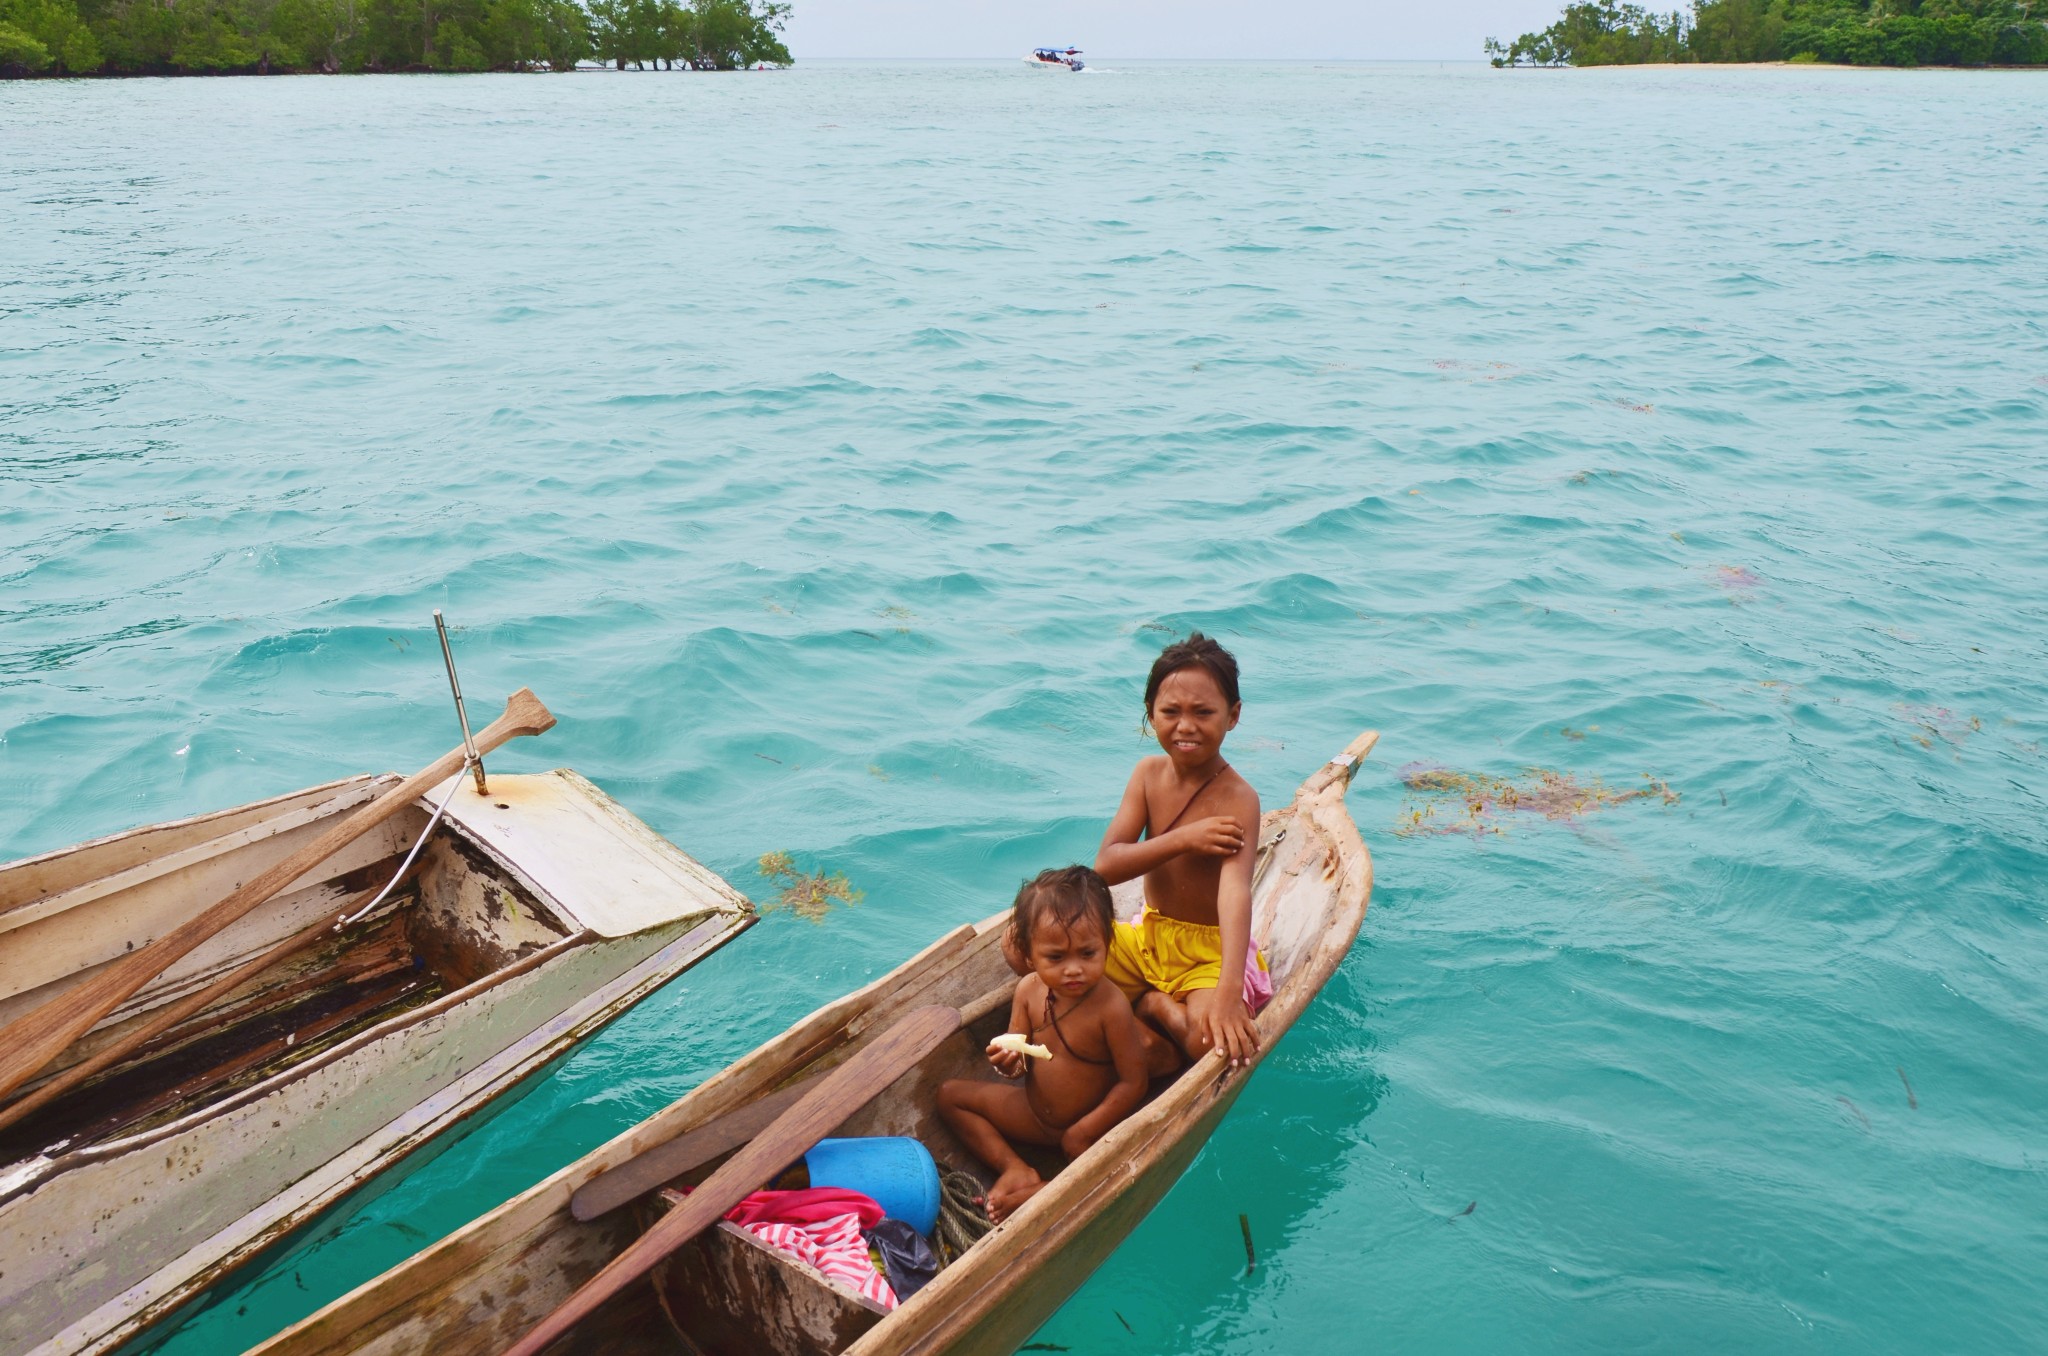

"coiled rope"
[933, 1169, 994, 1265]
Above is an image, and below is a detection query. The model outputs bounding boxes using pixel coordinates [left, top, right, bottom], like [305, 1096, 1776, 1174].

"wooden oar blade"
[504, 1004, 963, 1356]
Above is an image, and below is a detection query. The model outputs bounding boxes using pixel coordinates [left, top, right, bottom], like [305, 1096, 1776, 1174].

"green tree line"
[1487, 0, 2048, 66]
[0, 0, 788, 75]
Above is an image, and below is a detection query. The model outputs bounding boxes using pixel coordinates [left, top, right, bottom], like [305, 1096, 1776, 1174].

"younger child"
[1096, 633, 1269, 1071]
[938, 866, 1149, 1222]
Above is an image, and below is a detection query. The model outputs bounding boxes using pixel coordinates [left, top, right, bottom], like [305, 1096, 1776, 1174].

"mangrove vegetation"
[1487, 0, 2048, 66]
[0, 0, 789, 75]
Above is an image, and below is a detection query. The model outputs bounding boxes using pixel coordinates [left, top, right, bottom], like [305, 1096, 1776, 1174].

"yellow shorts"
[1105, 908, 1266, 1002]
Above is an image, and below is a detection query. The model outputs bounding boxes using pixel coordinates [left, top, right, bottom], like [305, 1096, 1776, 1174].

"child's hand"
[1177, 815, 1245, 857]
[1059, 1124, 1098, 1159]
[1204, 992, 1262, 1069]
[986, 1040, 1027, 1079]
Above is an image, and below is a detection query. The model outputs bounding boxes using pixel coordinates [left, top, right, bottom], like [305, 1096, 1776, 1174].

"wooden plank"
[0, 822, 414, 1010]
[0, 777, 382, 914]
[437, 772, 749, 939]
[0, 784, 382, 938]
[570, 1076, 816, 1222]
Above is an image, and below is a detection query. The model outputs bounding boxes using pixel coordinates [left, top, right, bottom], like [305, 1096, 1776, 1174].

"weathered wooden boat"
[246, 730, 1377, 1356]
[0, 765, 754, 1356]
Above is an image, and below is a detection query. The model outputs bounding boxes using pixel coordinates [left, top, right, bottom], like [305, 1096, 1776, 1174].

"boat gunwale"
[0, 784, 394, 941]
[0, 776, 389, 915]
[244, 729, 1379, 1356]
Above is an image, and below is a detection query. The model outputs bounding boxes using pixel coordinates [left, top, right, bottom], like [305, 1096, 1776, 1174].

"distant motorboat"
[1024, 46, 1084, 71]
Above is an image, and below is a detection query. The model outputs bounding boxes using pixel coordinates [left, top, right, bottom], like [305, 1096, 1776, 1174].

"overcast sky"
[782, 0, 1568, 61]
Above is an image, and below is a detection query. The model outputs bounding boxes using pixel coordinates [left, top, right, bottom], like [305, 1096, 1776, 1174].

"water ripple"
[1, 60, 2044, 1356]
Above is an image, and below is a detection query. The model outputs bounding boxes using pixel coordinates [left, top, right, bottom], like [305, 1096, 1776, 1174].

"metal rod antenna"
[433, 609, 488, 796]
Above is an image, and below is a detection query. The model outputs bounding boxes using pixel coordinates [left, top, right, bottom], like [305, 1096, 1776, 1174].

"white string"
[336, 759, 472, 929]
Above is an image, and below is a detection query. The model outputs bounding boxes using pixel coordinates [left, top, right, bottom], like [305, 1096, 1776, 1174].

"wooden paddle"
[0, 688, 555, 1107]
[570, 1071, 821, 1222]
[503, 1003, 963, 1356]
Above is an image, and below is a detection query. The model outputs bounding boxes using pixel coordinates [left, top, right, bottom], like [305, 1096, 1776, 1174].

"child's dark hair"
[1144, 632, 1242, 712]
[1012, 865, 1115, 953]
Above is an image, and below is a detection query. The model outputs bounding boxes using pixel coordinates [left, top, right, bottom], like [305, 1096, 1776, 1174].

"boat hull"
[0, 771, 752, 1356]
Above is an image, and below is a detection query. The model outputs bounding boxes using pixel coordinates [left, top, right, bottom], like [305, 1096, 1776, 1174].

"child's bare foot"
[987, 1165, 1044, 1222]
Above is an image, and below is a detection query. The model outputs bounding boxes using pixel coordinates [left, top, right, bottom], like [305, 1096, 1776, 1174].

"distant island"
[1488, 0, 2048, 67]
[0, 0, 788, 75]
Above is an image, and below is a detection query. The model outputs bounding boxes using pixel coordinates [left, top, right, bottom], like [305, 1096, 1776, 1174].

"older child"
[938, 867, 1149, 1222]
[1095, 633, 1267, 1070]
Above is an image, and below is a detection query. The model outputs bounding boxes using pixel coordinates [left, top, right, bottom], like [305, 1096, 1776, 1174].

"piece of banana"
[990, 1033, 1053, 1060]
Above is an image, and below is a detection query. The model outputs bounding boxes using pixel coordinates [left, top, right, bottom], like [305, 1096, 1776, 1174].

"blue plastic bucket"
[804, 1136, 941, 1237]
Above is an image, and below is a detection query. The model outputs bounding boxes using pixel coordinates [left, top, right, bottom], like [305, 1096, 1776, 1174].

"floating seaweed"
[756, 851, 864, 923]
[1757, 679, 1802, 707]
[1395, 762, 1678, 837]
[1893, 703, 1980, 750]
[1432, 358, 1525, 381]
[1709, 564, 1761, 595]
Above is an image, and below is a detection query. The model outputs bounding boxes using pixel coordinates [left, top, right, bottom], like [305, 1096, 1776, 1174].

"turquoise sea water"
[5, 59, 2047, 1354]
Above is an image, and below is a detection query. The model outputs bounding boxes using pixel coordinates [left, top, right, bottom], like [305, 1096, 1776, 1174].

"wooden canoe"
[0, 769, 754, 1356]
[245, 730, 1377, 1356]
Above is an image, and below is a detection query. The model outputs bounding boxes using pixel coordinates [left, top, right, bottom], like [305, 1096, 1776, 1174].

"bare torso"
[1014, 975, 1122, 1130]
[1137, 757, 1258, 925]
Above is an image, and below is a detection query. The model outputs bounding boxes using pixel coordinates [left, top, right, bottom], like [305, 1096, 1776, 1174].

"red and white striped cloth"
[742, 1212, 898, 1310]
